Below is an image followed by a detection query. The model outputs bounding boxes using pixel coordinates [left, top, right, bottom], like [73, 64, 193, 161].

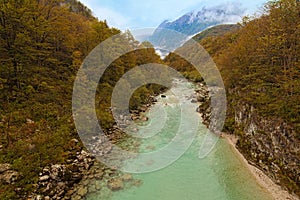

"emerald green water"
[87, 80, 274, 200]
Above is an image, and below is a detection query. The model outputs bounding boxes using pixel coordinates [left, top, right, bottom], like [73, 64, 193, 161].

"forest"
[0, 0, 299, 199]
[0, 0, 163, 198]
[201, 0, 300, 130]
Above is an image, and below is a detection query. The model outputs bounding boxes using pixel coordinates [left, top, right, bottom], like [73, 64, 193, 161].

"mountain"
[148, 2, 245, 55]
[158, 2, 243, 35]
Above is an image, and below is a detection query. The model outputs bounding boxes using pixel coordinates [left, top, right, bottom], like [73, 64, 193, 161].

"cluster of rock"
[30, 148, 94, 200]
[27, 92, 168, 199]
[0, 163, 20, 185]
[116, 96, 157, 129]
[192, 83, 211, 127]
[69, 163, 117, 200]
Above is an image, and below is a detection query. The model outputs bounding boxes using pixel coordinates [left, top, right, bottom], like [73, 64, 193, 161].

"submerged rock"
[77, 186, 88, 197]
[107, 178, 124, 191]
[121, 174, 133, 182]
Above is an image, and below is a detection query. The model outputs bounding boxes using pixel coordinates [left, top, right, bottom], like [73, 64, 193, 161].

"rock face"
[234, 103, 300, 196]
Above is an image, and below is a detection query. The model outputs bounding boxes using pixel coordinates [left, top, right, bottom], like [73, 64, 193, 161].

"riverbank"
[223, 134, 299, 200]
[194, 81, 299, 200]
[57, 96, 158, 199]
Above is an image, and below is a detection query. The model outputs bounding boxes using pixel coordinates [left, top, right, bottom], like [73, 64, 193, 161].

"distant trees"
[96, 33, 165, 128]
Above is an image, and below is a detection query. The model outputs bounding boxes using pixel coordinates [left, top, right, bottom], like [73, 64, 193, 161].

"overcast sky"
[80, 0, 268, 30]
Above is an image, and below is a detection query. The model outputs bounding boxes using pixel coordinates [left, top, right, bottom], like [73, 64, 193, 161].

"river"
[86, 79, 274, 200]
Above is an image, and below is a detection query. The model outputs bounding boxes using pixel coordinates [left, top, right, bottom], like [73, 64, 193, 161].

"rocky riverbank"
[193, 83, 299, 199]
[25, 92, 161, 200]
[65, 98, 159, 199]
[68, 161, 142, 200]
[28, 146, 94, 200]
[28, 127, 143, 200]
[191, 82, 211, 126]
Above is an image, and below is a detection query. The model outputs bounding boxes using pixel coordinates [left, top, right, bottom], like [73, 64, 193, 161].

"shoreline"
[223, 134, 299, 200]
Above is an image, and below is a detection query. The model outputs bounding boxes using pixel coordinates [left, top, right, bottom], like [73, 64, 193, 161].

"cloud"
[191, 1, 246, 24]
[79, 0, 267, 30]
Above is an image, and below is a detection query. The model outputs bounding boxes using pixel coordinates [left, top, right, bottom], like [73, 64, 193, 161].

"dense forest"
[0, 0, 164, 198]
[200, 0, 300, 129]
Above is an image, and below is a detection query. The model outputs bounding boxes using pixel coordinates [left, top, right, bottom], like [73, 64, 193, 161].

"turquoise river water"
[87, 80, 274, 200]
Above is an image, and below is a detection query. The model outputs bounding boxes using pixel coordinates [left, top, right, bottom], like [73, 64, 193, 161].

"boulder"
[0, 170, 19, 184]
[26, 118, 35, 124]
[191, 99, 198, 103]
[39, 175, 50, 182]
[95, 181, 102, 190]
[88, 184, 97, 193]
[138, 106, 148, 112]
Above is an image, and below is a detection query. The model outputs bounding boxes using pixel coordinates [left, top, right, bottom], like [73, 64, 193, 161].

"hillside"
[0, 0, 163, 199]
[192, 24, 240, 42]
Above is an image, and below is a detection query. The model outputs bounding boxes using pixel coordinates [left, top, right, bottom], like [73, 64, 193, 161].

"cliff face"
[234, 103, 300, 196]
